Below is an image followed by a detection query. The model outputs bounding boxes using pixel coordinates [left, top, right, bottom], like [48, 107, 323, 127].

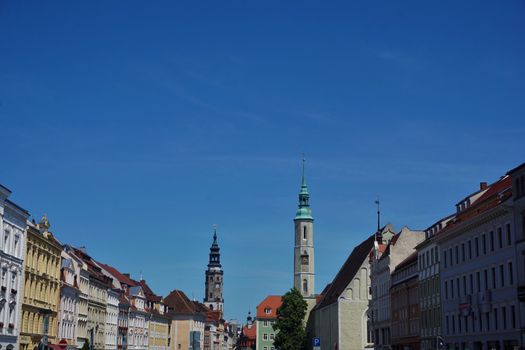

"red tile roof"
[256, 295, 282, 319]
[315, 234, 375, 309]
[440, 175, 512, 236]
[138, 280, 162, 303]
[164, 290, 209, 315]
[98, 262, 136, 288]
[242, 324, 257, 340]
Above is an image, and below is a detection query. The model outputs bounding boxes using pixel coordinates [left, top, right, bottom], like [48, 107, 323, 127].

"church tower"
[204, 225, 224, 313]
[294, 158, 315, 298]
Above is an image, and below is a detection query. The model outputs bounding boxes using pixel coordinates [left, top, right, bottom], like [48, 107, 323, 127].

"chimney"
[480, 182, 488, 190]
[123, 273, 130, 278]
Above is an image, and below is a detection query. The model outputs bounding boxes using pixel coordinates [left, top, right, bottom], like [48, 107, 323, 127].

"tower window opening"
[303, 227, 307, 240]
[303, 279, 308, 294]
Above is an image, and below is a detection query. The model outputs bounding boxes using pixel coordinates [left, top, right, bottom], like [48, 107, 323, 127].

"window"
[303, 279, 308, 294]
[455, 246, 459, 264]
[445, 281, 448, 299]
[450, 279, 454, 298]
[263, 333, 268, 340]
[446, 315, 450, 335]
[265, 308, 271, 314]
[498, 228, 503, 249]
[456, 278, 460, 297]
[469, 274, 473, 294]
[461, 243, 465, 262]
[500, 265, 505, 287]
[475, 237, 480, 257]
[486, 312, 490, 331]
[303, 226, 307, 240]
[443, 251, 447, 268]
[509, 262, 514, 285]
[463, 276, 467, 296]
[492, 267, 496, 289]
[494, 308, 498, 330]
[484, 270, 488, 291]
[263, 320, 268, 327]
[468, 240, 472, 260]
[507, 224, 512, 246]
[482, 235, 487, 254]
[490, 231, 494, 252]
[502, 306, 507, 329]
[449, 248, 453, 266]
[511, 305, 516, 328]
[477, 271, 481, 292]
[270, 334, 274, 340]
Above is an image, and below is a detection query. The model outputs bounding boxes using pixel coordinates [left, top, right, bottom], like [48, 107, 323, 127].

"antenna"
[375, 198, 381, 234]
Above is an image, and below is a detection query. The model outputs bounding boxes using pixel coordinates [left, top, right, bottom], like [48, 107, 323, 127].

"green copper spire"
[295, 155, 313, 220]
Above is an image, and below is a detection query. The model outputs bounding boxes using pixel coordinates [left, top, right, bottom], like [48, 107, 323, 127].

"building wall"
[391, 261, 419, 350]
[20, 224, 61, 350]
[438, 206, 520, 350]
[105, 290, 119, 350]
[255, 319, 277, 350]
[0, 189, 28, 350]
[148, 315, 170, 350]
[294, 219, 315, 298]
[313, 261, 371, 350]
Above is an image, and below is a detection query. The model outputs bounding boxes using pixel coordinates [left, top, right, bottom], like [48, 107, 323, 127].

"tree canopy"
[273, 288, 308, 350]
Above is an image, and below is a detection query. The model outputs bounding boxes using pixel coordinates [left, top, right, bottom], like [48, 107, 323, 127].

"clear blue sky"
[1, 1, 524, 322]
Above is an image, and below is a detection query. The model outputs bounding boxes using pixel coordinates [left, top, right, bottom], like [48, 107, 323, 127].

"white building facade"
[128, 286, 149, 350]
[58, 250, 80, 348]
[0, 184, 29, 350]
[437, 176, 520, 350]
[106, 289, 119, 350]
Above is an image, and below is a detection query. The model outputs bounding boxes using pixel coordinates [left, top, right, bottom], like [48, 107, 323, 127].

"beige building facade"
[20, 217, 62, 350]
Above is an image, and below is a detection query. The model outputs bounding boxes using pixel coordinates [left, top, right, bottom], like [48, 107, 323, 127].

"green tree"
[81, 339, 90, 350]
[273, 288, 308, 350]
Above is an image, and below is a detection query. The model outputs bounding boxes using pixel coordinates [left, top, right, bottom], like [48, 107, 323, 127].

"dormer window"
[264, 308, 271, 314]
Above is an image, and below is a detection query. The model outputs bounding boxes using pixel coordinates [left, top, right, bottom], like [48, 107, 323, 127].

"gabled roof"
[98, 262, 136, 288]
[242, 323, 257, 340]
[315, 234, 375, 309]
[138, 280, 162, 303]
[164, 290, 208, 315]
[256, 295, 282, 319]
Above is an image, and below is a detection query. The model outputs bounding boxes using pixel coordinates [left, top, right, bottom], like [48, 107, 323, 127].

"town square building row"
[0, 184, 237, 350]
[300, 161, 525, 350]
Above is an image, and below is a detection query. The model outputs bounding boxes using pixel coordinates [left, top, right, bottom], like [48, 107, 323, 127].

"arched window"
[303, 226, 307, 240]
[303, 279, 308, 294]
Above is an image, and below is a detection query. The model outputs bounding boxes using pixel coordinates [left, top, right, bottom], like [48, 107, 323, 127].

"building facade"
[436, 176, 520, 350]
[204, 226, 224, 314]
[370, 226, 424, 350]
[417, 215, 454, 350]
[20, 217, 62, 350]
[106, 289, 120, 350]
[311, 233, 381, 350]
[0, 185, 29, 350]
[508, 163, 525, 348]
[390, 253, 420, 350]
[139, 280, 170, 350]
[255, 296, 281, 350]
[165, 290, 206, 350]
[294, 161, 315, 299]
[58, 249, 81, 349]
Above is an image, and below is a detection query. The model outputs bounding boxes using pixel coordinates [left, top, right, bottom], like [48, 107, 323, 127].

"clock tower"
[204, 225, 224, 313]
[294, 158, 315, 298]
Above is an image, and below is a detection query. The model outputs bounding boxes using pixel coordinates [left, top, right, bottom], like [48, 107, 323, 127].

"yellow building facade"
[19, 217, 62, 350]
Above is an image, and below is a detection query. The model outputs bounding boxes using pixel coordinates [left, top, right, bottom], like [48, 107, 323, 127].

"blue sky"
[1, 1, 524, 322]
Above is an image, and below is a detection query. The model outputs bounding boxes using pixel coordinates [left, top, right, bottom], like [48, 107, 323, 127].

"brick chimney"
[480, 182, 488, 190]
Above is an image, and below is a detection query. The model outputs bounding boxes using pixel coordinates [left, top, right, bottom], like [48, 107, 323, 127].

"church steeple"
[204, 225, 224, 313]
[208, 225, 221, 268]
[293, 156, 315, 298]
[295, 155, 313, 220]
